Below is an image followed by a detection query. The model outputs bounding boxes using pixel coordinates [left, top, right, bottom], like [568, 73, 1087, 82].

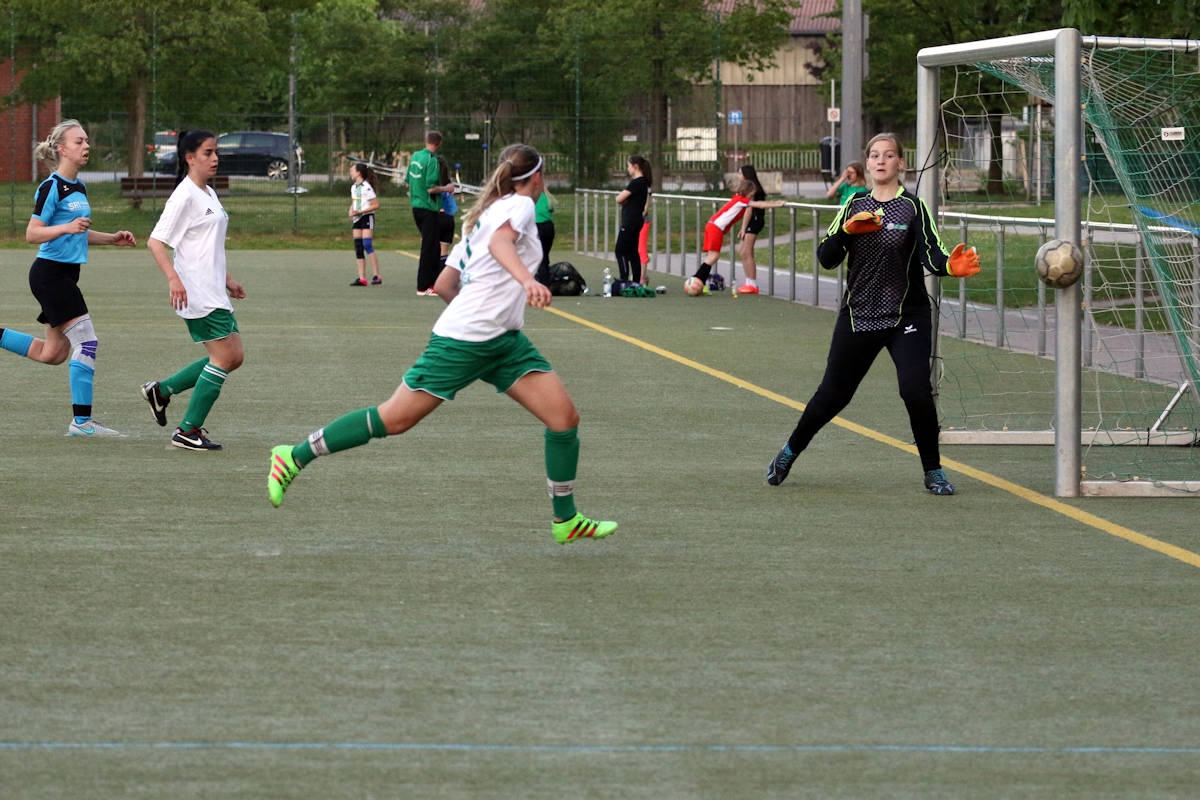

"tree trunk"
[987, 110, 1004, 195]
[648, 14, 665, 193]
[650, 58, 665, 193]
[126, 74, 148, 177]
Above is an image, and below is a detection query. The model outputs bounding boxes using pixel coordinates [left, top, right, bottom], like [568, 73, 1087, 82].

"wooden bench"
[120, 175, 229, 208]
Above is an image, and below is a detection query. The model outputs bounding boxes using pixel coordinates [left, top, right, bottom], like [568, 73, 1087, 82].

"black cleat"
[141, 381, 170, 427]
[924, 468, 956, 496]
[766, 444, 797, 486]
[171, 427, 222, 451]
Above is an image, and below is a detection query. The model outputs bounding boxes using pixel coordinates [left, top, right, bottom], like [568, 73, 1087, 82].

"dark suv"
[155, 131, 300, 179]
[217, 132, 298, 180]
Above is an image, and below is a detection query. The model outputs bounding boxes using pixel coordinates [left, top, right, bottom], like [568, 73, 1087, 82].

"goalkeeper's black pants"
[785, 312, 942, 472]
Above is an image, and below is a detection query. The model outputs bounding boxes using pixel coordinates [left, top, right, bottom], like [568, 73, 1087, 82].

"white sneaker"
[67, 418, 122, 437]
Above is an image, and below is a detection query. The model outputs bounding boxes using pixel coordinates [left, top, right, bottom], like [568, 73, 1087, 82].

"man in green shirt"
[408, 131, 452, 294]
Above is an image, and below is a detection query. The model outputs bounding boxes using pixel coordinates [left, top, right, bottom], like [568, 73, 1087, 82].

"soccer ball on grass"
[1035, 239, 1084, 288]
[683, 276, 705, 296]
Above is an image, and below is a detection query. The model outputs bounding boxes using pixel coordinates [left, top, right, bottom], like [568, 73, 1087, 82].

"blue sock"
[0, 328, 34, 357]
[69, 360, 95, 423]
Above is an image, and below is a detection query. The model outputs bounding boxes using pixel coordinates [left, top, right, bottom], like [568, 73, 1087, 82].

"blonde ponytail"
[34, 119, 84, 164]
[462, 144, 541, 230]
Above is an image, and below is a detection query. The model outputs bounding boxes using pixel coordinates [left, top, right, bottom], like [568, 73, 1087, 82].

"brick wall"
[0, 59, 63, 182]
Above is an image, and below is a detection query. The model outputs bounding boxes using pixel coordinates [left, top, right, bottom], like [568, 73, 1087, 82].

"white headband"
[511, 156, 543, 182]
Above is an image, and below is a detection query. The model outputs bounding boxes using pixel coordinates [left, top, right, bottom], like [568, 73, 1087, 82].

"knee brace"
[362, 237, 374, 255]
[63, 315, 98, 370]
[354, 239, 365, 259]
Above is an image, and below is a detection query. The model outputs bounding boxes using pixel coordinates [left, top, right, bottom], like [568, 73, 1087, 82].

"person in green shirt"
[534, 189, 554, 285]
[407, 131, 453, 295]
[826, 162, 868, 205]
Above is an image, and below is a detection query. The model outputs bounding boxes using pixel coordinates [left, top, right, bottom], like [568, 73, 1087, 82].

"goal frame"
[916, 29, 1200, 497]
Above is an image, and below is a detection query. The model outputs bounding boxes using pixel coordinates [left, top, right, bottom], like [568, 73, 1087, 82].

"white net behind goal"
[932, 41, 1200, 490]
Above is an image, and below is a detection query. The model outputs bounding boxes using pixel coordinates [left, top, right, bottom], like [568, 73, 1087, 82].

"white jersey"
[432, 193, 542, 342]
[351, 180, 376, 218]
[149, 178, 231, 320]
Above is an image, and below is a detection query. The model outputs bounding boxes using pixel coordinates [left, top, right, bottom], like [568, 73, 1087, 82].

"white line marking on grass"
[543, 306, 1200, 570]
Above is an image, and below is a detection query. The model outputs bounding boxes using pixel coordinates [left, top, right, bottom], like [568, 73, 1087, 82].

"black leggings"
[413, 208, 444, 291]
[536, 220, 556, 285]
[614, 225, 640, 282]
[785, 313, 942, 472]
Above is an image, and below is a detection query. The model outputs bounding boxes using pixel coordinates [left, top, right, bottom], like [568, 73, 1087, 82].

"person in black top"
[736, 164, 768, 294]
[766, 133, 979, 496]
[615, 155, 651, 284]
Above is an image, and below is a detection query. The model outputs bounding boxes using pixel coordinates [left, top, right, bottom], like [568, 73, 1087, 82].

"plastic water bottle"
[602, 268, 612, 298]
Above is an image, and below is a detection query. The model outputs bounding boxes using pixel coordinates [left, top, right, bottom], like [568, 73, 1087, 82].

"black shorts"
[29, 257, 86, 327]
[352, 214, 375, 231]
[438, 213, 455, 245]
[745, 208, 766, 236]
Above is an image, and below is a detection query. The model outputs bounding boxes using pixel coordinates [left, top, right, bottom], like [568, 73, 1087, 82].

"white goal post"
[917, 29, 1200, 498]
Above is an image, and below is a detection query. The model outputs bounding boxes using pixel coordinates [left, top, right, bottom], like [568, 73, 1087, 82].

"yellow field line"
[544, 305, 1200, 570]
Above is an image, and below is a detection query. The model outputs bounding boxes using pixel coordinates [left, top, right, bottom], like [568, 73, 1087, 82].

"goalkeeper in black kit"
[766, 133, 981, 496]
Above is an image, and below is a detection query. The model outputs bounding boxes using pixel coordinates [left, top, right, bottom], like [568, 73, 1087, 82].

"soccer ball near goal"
[683, 276, 705, 296]
[1035, 239, 1084, 288]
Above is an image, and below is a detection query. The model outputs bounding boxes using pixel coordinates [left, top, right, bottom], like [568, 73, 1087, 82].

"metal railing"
[574, 188, 1200, 388]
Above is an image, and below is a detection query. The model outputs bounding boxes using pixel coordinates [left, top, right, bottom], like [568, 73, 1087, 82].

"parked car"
[152, 130, 300, 179]
[149, 130, 178, 172]
[217, 131, 299, 180]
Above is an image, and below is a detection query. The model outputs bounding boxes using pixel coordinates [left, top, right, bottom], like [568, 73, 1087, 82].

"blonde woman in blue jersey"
[766, 133, 979, 495]
[267, 144, 616, 545]
[0, 119, 136, 437]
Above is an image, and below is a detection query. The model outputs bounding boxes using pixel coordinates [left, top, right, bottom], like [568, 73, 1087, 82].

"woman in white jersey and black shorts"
[348, 162, 382, 286]
[266, 144, 617, 545]
[140, 129, 246, 451]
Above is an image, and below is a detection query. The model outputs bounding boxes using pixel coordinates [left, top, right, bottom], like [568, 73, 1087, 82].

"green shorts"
[403, 330, 553, 400]
[184, 309, 239, 343]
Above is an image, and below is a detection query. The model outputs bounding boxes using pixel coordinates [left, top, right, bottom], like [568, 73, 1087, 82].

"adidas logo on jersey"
[205, 208, 214, 215]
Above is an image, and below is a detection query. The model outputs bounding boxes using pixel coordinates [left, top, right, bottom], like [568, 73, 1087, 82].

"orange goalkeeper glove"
[841, 210, 883, 235]
[948, 243, 980, 278]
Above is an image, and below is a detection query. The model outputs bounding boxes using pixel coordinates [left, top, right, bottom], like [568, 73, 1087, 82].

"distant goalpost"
[916, 29, 1200, 497]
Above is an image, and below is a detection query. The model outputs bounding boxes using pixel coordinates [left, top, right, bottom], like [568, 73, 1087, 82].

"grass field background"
[2, 246, 1199, 798]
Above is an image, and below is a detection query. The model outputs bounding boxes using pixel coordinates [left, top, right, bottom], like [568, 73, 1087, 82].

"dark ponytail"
[741, 164, 765, 200]
[353, 162, 378, 189]
[175, 129, 216, 186]
[629, 154, 653, 187]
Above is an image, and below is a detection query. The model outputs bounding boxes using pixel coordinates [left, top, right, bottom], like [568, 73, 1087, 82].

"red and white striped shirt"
[708, 193, 751, 231]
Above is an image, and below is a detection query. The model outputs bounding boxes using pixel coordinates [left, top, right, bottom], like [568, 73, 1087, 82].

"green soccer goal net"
[919, 31, 1200, 496]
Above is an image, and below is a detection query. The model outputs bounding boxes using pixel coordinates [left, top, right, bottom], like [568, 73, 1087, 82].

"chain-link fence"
[2, 5, 829, 237]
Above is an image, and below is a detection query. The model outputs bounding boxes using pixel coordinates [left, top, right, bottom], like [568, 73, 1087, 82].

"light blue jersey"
[32, 172, 90, 264]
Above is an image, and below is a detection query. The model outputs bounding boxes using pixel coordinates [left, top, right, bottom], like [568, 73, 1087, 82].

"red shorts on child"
[702, 223, 727, 252]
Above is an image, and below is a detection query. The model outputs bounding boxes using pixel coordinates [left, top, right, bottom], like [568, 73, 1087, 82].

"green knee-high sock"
[161, 357, 209, 398]
[293, 406, 386, 467]
[544, 427, 580, 520]
[179, 363, 227, 431]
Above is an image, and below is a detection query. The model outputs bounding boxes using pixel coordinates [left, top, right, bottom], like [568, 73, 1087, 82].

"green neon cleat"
[268, 445, 301, 507]
[552, 513, 618, 545]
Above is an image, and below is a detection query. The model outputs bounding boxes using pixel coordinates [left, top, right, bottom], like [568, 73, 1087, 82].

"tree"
[545, 0, 794, 190]
[296, 0, 449, 157]
[8, 0, 315, 175]
[818, 0, 1064, 193]
[1061, 0, 1198, 36]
